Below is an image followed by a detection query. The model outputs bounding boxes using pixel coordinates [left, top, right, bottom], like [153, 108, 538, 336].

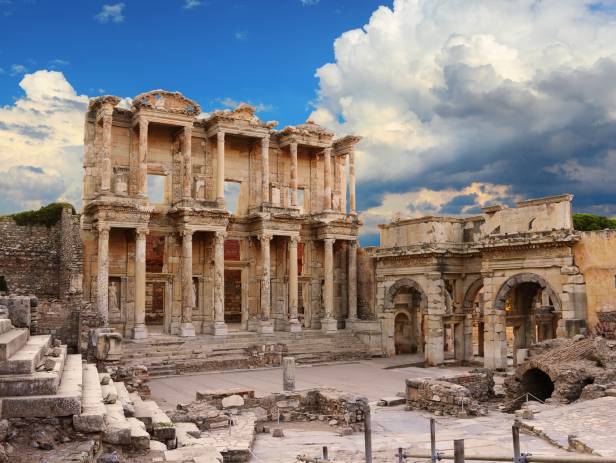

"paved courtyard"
[148, 358, 573, 462]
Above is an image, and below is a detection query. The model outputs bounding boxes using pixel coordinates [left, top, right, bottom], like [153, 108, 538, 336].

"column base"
[213, 321, 228, 337]
[132, 324, 148, 340]
[321, 318, 338, 334]
[179, 322, 196, 337]
[345, 318, 359, 331]
[287, 319, 302, 333]
[258, 319, 274, 335]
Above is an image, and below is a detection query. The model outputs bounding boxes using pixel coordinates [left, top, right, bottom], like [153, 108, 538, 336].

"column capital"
[262, 134, 270, 144]
[214, 230, 227, 243]
[348, 239, 358, 249]
[290, 141, 298, 152]
[259, 232, 273, 243]
[181, 228, 194, 239]
[138, 118, 149, 130]
[136, 227, 149, 239]
[98, 223, 111, 234]
[289, 235, 300, 245]
[323, 147, 332, 156]
[217, 131, 225, 142]
[323, 237, 335, 246]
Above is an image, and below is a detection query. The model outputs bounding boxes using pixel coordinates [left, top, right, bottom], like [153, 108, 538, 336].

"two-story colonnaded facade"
[81, 90, 361, 339]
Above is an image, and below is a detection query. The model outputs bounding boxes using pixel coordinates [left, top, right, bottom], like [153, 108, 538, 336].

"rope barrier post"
[398, 447, 404, 462]
[360, 399, 372, 463]
[431, 418, 437, 463]
[454, 439, 464, 463]
[323, 445, 329, 461]
[513, 425, 521, 462]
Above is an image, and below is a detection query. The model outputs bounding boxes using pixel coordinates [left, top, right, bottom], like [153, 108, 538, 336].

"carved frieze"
[132, 90, 200, 117]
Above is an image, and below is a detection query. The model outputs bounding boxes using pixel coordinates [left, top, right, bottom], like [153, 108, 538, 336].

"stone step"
[0, 334, 51, 375]
[0, 319, 13, 335]
[127, 416, 151, 450]
[103, 400, 131, 446]
[0, 354, 83, 418]
[115, 381, 135, 417]
[131, 392, 175, 441]
[0, 345, 67, 396]
[100, 376, 119, 404]
[0, 329, 29, 361]
[73, 363, 106, 432]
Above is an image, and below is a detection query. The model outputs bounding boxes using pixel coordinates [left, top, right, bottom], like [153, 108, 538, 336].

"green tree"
[573, 213, 616, 231]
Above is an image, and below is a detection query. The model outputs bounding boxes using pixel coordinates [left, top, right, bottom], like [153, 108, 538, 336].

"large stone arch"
[493, 273, 562, 313]
[384, 277, 427, 311]
[463, 277, 484, 313]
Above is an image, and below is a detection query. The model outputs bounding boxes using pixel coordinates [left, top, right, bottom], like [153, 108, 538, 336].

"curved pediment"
[132, 90, 201, 117]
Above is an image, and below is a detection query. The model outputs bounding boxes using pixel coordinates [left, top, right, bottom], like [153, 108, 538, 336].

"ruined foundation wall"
[573, 230, 616, 330]
[0, 208, 84, 349]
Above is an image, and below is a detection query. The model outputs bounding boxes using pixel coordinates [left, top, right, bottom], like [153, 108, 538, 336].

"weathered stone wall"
[0, 208, 84, 349]
[573, 230, 616, 329]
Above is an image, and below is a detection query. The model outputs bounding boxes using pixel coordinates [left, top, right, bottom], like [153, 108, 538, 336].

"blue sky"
[2, 0, 616, 246]
[0, 0, 389, 126]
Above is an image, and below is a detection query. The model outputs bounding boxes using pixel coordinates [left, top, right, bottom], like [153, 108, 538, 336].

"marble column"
[97, 223, 110, 325]
[261, 136, 270, 203]
[259, 233, 274, 334]
[138, 119, 149, 198]
[213, 231, 228, 336]
[180, 229, 196, 337]
[290, 142, 298, 207]
[322, 237, 337, 333]
[287, 236, 301, 332]
[323, 147, 332, 210]
[100, 110, 113, 193]
[349, 149, 356, 214]
[425, 275, 445, 366]
[133, 228, 148, 339]
[216, 131, 225, 206]
[339, 155, 347, 213]
[347, 240, 358, 321]
[182, 126, 193, 201]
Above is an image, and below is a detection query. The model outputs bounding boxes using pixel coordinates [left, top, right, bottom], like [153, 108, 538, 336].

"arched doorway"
[494, 273, 561, 363]
[386, 278, 427, 356]
[521, 368, 554, 402]
[463, 278, 484, 358]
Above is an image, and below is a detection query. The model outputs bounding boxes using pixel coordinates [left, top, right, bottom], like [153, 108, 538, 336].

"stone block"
[222, 394, 245, 408]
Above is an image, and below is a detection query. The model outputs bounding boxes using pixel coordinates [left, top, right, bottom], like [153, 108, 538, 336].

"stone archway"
[386, 278, 427, 355]
[494, 273, 561, 365]
[463, 278, 484, 358]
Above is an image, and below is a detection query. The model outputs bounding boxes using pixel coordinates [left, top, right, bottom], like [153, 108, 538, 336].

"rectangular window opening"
[224, 181, 241, 215]
[147, 174, 166, 205]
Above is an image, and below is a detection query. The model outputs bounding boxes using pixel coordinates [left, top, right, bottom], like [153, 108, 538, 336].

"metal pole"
[430, 418, 437, 463]
[454, 439, 465, 463]
[400, 453, 616, 463]
[363, 400, 372, 463]
[323, 445, 328, 461]
[513, 424, 521, 461]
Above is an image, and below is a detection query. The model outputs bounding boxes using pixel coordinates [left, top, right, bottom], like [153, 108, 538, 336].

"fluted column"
[288, 236, 301, 332]
[259, 233, 274, 334]
[180, 229, 196, 337]
[349, 149, 356, 215]
[322, 237, 337, 333]
[213, 231, 228, 336]
[133, 228, 148, 339]
[182, 126, 193, 200]
[137, 119, 149, 198]
[323, 148, 332, 210]
[97, 223, 110, 325]
[290, 142, 298, 207]
[347, 240, 358, 321]
[100, 110, 113, 193]
[261, 136, 270, 203]
[216, 131, 225, 206]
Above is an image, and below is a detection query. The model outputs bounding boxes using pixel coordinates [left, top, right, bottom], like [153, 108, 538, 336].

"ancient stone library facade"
[81, 90, 361, 340]
[0, 89, 615, 372]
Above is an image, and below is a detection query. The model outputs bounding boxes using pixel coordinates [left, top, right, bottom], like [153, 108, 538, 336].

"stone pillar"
[137, 119, 148, 198]
[482, 275, 507, 370]
[259, 233, 274, 334]
[261, 135, 270, 203]
[216, 131, 225, 206]
[339, 155, 347, 213]
[282, 357, 296, 391]
[347, 240, 358, 321]
[100, 110, 113, 193]
[287, 236, 301, 332]
[97, 223, 110, 325]
[182, 125, 193, 200]
[180, 229, 196, 337]
[349, 149, 356, 214]
[323, 147, 332, 210]
[213, 231, 227, 336]
[425, 274, 445, 366]
[133, 228, 148, 339]
[290, 142, 298, 207]
[322, 238, 337, 333]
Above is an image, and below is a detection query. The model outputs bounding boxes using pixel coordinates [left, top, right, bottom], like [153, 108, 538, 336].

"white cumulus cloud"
[95, 3, 125, 23]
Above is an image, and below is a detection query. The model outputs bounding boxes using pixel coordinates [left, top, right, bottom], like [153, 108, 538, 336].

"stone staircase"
[122, 329, 374, 377]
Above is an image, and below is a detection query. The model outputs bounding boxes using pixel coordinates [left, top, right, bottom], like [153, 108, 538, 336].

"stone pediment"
[207, 103, 276, 129]
[88, 95, 121, 112]
[132, 90, 201, 117]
